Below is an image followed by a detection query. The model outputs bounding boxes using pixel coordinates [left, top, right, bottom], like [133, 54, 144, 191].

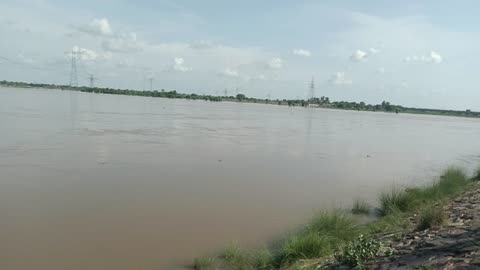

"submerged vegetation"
[194, 167, 475, 270]
[2, 80, 479, 118]
[351, 199, 370, 215]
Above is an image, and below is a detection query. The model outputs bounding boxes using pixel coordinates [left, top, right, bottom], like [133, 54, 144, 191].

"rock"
[404, 239, 413, 247]
[423, 241, 437, 247]
[470, 258, 480, 266]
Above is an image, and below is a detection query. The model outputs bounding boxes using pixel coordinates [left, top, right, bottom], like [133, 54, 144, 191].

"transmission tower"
[88, 74, 98, 88]
[69, 49, 79, 87]
[148, 77, 154, 91]
[224, 89, 228, 97]
[309, 76, 315, 100]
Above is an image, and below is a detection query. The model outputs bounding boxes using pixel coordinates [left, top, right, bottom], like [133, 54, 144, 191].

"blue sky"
[1, 0, 479, 110]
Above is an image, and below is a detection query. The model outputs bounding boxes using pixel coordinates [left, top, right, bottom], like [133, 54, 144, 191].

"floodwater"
[1, 87, 480, 270]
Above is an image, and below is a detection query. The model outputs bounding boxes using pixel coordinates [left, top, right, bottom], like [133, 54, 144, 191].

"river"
[1, 87, 480, 269]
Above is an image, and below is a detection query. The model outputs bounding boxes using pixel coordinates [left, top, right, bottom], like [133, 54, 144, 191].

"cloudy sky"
[0, 0, 479, 110]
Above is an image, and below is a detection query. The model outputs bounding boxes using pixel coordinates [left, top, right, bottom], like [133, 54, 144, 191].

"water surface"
[1, 87, 480, 269]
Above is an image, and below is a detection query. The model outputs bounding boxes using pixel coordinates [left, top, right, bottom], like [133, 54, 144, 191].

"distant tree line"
[1, 80, 478, 118]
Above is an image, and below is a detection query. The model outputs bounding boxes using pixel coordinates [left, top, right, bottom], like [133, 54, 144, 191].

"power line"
[0, 55, 64, 71]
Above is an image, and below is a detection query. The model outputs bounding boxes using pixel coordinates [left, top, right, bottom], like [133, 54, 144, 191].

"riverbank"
[193, 167, 480, 269]
[2, 80, 479, 119]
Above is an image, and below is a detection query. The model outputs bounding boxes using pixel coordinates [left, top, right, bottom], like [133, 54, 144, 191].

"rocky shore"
[367, 183, 480, 269]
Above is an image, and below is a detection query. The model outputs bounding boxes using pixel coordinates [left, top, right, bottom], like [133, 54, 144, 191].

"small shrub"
[335, 234, 383, 268]
[417, 206, 446, 230]
[194, 256, 215, 270]
[352, 199, 370, 215]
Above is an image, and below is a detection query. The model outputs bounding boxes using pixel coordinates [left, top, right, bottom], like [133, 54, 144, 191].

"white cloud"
[189, 40, 214, 49]
[69, 46, 110, 62]
[350, 49, 368, 62]
[292, 48, 311, 57]
[377, 67, 386, 74]
[329, 72, 352, 85]
[77, 18, 113, 36]
[405, 51, 443, 64]
[268, 57, 283, 69]
[220, 68, 239, 77]
[173, 57, 192, 72]
[369, 47, 379, 55]
[102, 33, 142, 53]
[17, 53, 35, 64]
[74, 18, 142, 54]
[430, 51, 443, 63]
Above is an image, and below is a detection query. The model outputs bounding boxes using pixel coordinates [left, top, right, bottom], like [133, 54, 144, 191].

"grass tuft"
[220, 243, 256, 269]
[473, 167, 480, 181]
[417, 206, 446, 230]
[253, 248, 274, 269]
[379, 167, 469, 216]
[279, 232, 333, 263]
[352, 199, 370, 215]
[366, 210, 407, 234]
[193, 256, 215, 270]
[378, 188, 412, 216]
[274, 210, 358, 265]
[306, 210, 358, 240]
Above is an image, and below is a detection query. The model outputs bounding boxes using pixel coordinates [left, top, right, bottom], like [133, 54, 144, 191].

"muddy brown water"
[1, 87, 480, 269]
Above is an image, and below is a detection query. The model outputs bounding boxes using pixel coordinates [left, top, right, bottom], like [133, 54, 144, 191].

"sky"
[0, 0, 479, 110]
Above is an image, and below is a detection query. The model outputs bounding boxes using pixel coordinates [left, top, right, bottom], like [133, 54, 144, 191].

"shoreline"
[1, 82, 479, 120]
[192, 166, 480, 270]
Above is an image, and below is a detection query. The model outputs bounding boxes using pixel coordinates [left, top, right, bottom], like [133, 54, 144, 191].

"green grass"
[278, 231, 334, 264]
[274, 210, 358, 266]
[379, 188, 413, 215]
[252, 248, 273, 269]
[193, 256, 215, 270]
[379, 168, 469, 216]
[306, 211, 358, 240]
[417, 206, 446, 231]
[473, 167, 480, 181]
[220, 243, 256, 270]
[366, 210, 408, 234]
[351, 199, 370, 215]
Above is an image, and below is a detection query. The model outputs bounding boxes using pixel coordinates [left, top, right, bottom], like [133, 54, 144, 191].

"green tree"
[236, 94, 246, 101]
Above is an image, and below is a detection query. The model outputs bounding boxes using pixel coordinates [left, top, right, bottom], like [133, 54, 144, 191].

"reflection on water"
[1, 87, 480, 270]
